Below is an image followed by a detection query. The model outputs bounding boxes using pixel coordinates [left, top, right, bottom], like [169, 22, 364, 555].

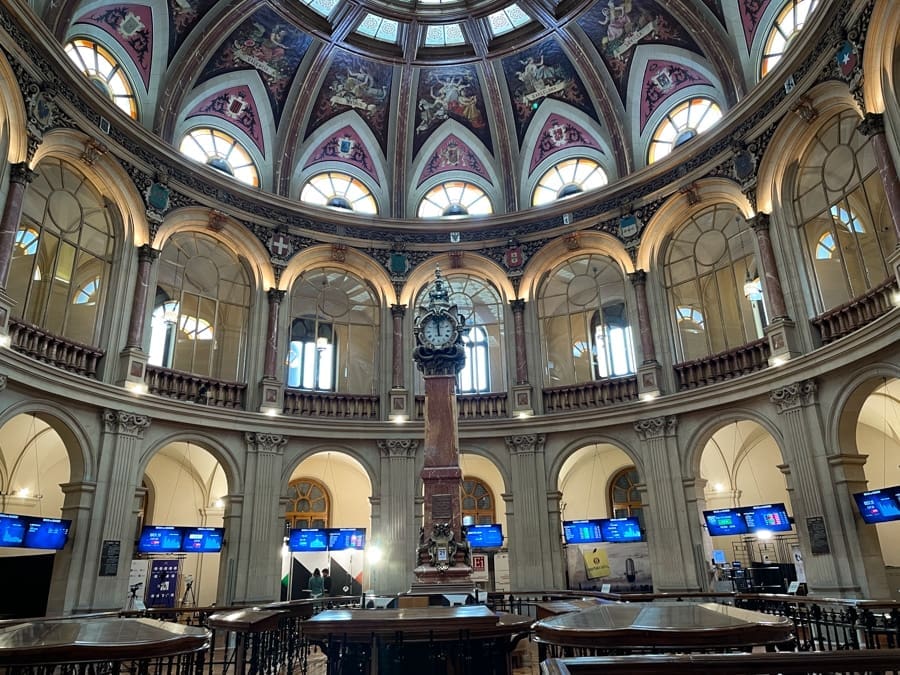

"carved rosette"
[505, 434, 546, 455]
[245, 432, 287, 454]
[377, 438, 419, 458]
[770, 380, 818, 413]
[634, 415, 677, 440]
[102, 409, 151, 437]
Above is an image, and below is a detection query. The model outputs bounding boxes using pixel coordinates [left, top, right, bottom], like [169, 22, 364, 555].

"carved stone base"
[766, 317, 801, 365]
[259, 377, 283, 413]
[637, 361, 663, 400]
[0, 289, 13, 337]
[116, 348, 148, 390]
[411, 565, 474, 592]
[512, 384, 532, 415]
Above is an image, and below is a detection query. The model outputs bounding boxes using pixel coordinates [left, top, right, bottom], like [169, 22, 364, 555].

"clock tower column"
[411, 268, 473, 591]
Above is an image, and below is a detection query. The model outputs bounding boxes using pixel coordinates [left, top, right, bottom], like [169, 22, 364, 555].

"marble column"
[858, 113, 900, 242]
[627, 271, 656, 363]
[125, 245, 159, 349]
[375, 439, 419, 593]
[390, 304, 406, 389]
[749, 214, 788, 320]
[510, 299, 528, 384]
[504, 434, 563, 589]
[0, 162, 36, 289]
[264, 289, 286, 379]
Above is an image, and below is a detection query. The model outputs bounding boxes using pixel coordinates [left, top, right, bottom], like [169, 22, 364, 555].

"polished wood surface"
[533, 602, 793, 650]
[535, 598, 606, 620]
[0, 617, 210, 664]
[207, 608, 286, 632]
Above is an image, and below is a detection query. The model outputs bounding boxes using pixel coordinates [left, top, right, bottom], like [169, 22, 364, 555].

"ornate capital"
[413, 344, 466, 376]
[245, 432, 287, 454]
[857, 112, 884, 138]
[634, 415, 677, 440]
[103, 409, 151, 437]
[627, 269, 647, 287]
[505, 434, 545, 455]
[9, 162, 37, 186]
[510, 298, 525, 313]
[377, 438, 419, 458]
[391, 304, 407, 319]
[749, 212, 770, 232]
[137, 243, 160, 264]
[267, 288, 286, 304]
[770, 379, 817, 413]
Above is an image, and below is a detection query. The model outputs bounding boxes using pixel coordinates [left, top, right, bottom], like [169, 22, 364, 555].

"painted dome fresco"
[37, 0, 818, 228]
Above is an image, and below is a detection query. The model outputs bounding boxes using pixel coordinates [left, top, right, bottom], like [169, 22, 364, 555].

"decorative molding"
[244, 432, 287, 454]
[857, 112, 884, 138]
[102, 409, 151, 436]
[9, 162, 36, 186]
[634, 415, 677, 440]
[267, 288, 286, 304]
[377, 439, 419, 458]
[505, 434, 545, 455]
[770, 379, 818, 413]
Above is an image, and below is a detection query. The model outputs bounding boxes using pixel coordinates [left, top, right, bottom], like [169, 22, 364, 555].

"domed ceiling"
[39, 0, 782, 219]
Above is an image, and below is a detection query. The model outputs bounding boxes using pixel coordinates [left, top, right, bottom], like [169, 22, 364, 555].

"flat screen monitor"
[0, 513, 28, 547]
[137, 525, 184, 553]
[853, 486, 900, 524]
[181, 526, 224, 552]
[712, 549, 727, 565]
[288, 528, 328, 552]
[599, 517, 643, 543]
[743, 503, 792, 532]
[704, 508, 750, 536]
[562, 519, 604, 545]
[326, 528, 366, 551]
[23, 517, 72, 550]
[465, 524, 503, 549]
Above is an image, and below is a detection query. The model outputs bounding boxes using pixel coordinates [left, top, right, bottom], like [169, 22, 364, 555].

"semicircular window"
[418, 181, 493, 218]
[532, 157, 608, 207]
[648, 98, 722, 165]
[300, 171, 378, 215]
[64, 39, 138, 119]
[761, 0, 819, 78]
[179, 128, 259, 187]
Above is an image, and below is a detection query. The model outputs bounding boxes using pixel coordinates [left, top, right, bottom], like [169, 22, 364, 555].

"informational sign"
[471, 553, 489, 582]
[493, 552, 510, 592]
[787, 581, 801, 594]
[583, 547, 610, 579]
[791, 545, 807, 583]
[99, 540, 120, 577]
[806, 516, 830, 555]
[146, 559, 179, 608]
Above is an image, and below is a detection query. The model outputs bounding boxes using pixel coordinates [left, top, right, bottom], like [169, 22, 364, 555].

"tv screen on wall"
[853, 486, 900, 524]
[742, 503, 792, 532]
[326, 528, 366, 550]
[287, 528, 328, 552]
[703, 508, 750, 536]
[137, 526, 184, 553]
[562, 519, 604, 545]
[181, 526, 224, 552]
[23, 517, 71, 550]
[0, 513, 28, 548]
[465, 524, 503, 549]
[599, 517, 643, 543]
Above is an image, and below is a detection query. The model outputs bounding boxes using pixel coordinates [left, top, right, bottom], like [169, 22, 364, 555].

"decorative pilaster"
[858, 113, 900, 285]
[628, 271, 662, 398]
[375, 439, 419, 593]
[260, 289, 286, 412]
[389, 304, 408, 420]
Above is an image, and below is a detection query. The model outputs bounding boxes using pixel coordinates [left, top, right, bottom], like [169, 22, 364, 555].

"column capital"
[245, 432, 287, 454]
[509, 298, 525, 313]
[137, 243, 159, 263]
[377, 438, 419, 458]
[9, 162, 37, 186]
[749, 212, 771, 232]
[770, 379, 817, 413]
[390, 303, 407, 318]
[505, 433, 545, 455]
[857, 112, 885, 138]
[102, 409, 151, 437]
[634, 415, 677, 440]
[267, 288, 286, 303]
[627, 269, 647, 286]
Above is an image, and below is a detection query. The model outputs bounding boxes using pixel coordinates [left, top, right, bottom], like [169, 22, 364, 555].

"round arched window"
[418, 181, 492, 218]
[300, 171, 378, 214]
[65, 39, 138, 119]
[179, 128, 259, 187]
[647, 98, 722, 164]
[532, 158, 608, 207]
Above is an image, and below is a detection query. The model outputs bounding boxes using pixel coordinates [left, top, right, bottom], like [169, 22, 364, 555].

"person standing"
[308, 568, 325, 598]
[321, 568, 332, 596]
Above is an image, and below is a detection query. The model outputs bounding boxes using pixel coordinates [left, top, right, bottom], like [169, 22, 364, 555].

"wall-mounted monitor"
[326, 528, 366, 551]
[465, 524, 503, 549]
[743, 503, 792, 532]
[181, 526, 224, 552]
[562, 519, 604, 545]
[23, 517, 71, 550]
[0, 513, 28, 547]
[288, 528, 328, 552]
[853, 486, 900, 524]
[137, 525, 184, 554]
[599, 517, 643, 543]
[703, 508, 750, 536]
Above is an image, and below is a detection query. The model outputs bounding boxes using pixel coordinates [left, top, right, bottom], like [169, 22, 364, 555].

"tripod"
[181, 575, 196, 607]
[125, 582, 143, 611]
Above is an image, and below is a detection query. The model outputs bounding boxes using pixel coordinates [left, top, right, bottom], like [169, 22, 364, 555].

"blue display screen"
[854, 486, 900, 524]
[288, 528, 328, 552]
[562, 519, 604, 545]
[743, 503, 792, 532]
[704, 508, 750, 536]
[181, 527, 224, 552]
[599, 517, 643, 542]
[23, 517, 72, 550]
[0, 513, 28, 547]
[137, 526, 184, 553]
[327, 528, 366, 551]
[465, 524, 503, 549]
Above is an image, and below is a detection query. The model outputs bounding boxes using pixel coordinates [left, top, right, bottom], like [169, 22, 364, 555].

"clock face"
[422, 315, 454, 347]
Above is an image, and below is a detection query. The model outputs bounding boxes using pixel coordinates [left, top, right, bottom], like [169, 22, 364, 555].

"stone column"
[858, 113, 900, 242]
[45, 481, 98, 614]
[0, 163, 37, 332]
[505, 434, 563, 589]
[118, 245, 160, 388]
[751, 213, 800, 364]
[259, 290, 286, 411]
[633, 415, 703, 592]
[510, 299, 534, 414]
[388, 305, 409, 420]
[375, 439, 419, 594]
[229, 433, 287, 604]
[628, 271, 663, 398]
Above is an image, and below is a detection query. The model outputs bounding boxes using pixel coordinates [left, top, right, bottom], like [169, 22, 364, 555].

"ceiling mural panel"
[303, 125, 381, 186]
[417, 134, 491, 187]
[501, 38, 598, 146]
[166, 0, 217, 61]
[699, 0, 726, 25]
[528, 114, 604, 174]
[196, 5, 312, 125]
[74, 3, 153, 88]
[413, 65, 490, 158]
[307, 49, 393, 156]
[577, 0, 702, 103]
[639, 60, 713, 132]
[187, 86, 265, 154]
[739, 0, 776, 49]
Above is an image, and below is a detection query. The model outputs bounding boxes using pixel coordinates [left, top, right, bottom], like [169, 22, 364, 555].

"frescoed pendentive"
[501, 39, 598, 146]
[75, 4, 153, 88]
[303, 126, 380, 185]
[528, 115, 603, 174]
[738, 0, 776, 49]
[187, 86, 265, 154]
[417, 134, 491, 187]
[167, 0, 217, 60]
[577, 0, 701, 103]
[307, 50, 393, 155]
[197, 5, 311, 125]
[699, 0, 725, 26]
[413, 65, 490, 157]
[639, 60, 712, 132]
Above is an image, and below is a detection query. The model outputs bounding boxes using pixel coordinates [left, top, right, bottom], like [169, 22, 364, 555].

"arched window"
[149, 232, 251, 381]
[64, 39, 138, 119]
[760, 0, 819, 78]
[648, 98, 722, 164]
[300, 171, 378, 214]
[459, 325, 490, 393]
[285, 478, 330, 529]
[537, 254, 635, 387]
[532, 157, 608, 206]
[418, 181, 493, 218]
[287, 268, 380, 393]
[179, 128, 259, 187]
[609, 466, 643, 525]
[10, 157, 115, 346]
[794, 110, 896, 311]
[462, 477, 495, 525]
[664, 203, 765, 361]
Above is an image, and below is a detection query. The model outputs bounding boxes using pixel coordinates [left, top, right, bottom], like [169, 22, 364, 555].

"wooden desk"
[535, 598, 607, 620]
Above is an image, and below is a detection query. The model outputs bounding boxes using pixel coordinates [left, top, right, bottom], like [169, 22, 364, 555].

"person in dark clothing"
[321, 568, 332, 596]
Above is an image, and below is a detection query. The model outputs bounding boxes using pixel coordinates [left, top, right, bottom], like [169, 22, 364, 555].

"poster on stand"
[146, 559, 179, 608]
[566, 541, 652, 591]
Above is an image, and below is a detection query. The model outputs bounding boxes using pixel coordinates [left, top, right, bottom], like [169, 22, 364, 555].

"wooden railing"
[7, 318, 104, 378]
[674, 338, 770, 390]
[813, 277, 898, 344]
[144, 365, 246, 408]
[414, 392, 508, 420]
[283, 389, 380, 418]
[542, 376, 638, 413]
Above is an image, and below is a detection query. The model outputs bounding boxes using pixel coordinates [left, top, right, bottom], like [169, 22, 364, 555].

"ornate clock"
[413, 267, 466, 376]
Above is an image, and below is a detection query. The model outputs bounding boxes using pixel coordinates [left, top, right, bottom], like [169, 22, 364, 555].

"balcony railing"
[674, 338, 770, 390]
[144, 365, 247, 408]
[414, 392, 508, 420]
[542, 376, 638, 413]
[283, 389, 380, 418]
[813, 277, 898, 344]
[7, 318, 104, 378]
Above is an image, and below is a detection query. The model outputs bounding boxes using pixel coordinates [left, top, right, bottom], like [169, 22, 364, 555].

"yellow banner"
[583, 547, 610, 579]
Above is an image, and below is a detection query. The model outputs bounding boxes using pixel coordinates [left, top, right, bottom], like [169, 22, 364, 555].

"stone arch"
[399, 253, 515, 306]
[459, 442, 511, 493]
[139, 431, 242, 497]
[684, 407, 786, 478]
[829, 363, 900, 457]
[282, 442, 378, 498]
[861, 0, 900, 117]
[280, 244, 394, 302]
[0, 49, 28, 163]
[548, 434, 643, 493]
